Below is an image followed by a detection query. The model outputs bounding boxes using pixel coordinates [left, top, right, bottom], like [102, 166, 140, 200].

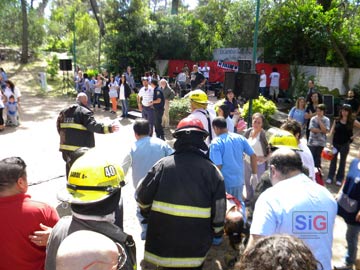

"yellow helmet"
[185, 89, 208, 104]
[57, 149, 125, 204]
[268, 130, 301, 151]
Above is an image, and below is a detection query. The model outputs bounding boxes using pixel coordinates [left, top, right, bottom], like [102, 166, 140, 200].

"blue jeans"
[121, 99, 129, 116]
[309, 145, 324, 168]
[136, 207, 148, 240]
[93, 93, 101, 108]
[345, 223, 360, 265]
[327, 143, 350, 182]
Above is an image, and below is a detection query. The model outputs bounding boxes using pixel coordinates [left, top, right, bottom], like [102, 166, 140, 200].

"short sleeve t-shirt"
[259, 74, 267, 88]
[153, 87, 165, 110]
[250, 174, 337, 270]
[138, 86, 154, 106]
[289, 107, 306, 125]
[308, 115, 330, 147]
[0, 194, 59, 270]
[269, 72, 280, 87]
[209, 132, 255, 188]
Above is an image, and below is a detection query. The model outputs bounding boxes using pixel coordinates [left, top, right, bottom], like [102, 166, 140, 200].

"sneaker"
[326, 179, 332, 184]
[336, 180, 342, 186]
[334, 263, 353, 270]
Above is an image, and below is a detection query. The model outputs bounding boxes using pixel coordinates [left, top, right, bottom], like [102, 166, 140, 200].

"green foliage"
[289, 65, 309, 99]
[129, 93, 138, 108]
[46, 55, 59, 80]
[169, 97, 190, 124]
[84, 69, 98, 78]
[241, 96, 277, 123]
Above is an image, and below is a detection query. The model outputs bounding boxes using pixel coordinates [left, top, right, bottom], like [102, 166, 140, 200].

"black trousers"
[103, 88, 110, 110]
[154, 109, 164, 140]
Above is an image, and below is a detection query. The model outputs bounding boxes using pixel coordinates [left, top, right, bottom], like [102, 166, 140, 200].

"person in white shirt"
[259, 69, 267, 97]
[186, 89, 216, 145]
[281, 120, 316, 181]
[4, 80, 21, 103]
[137, 77, 155, 136]
[269, 67, 280, 102]
[247, 148, 337, 270]
[201, 62, 210, 91]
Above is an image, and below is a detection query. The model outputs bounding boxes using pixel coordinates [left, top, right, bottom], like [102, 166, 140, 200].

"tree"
[21, 0, 29, 64]
[171, 0, 179, 14]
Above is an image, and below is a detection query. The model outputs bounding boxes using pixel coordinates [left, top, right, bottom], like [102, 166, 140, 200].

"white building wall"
[297, 65, 360, 95]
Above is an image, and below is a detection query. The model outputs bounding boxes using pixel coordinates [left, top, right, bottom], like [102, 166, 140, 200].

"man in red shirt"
[0, 157, 59, 270]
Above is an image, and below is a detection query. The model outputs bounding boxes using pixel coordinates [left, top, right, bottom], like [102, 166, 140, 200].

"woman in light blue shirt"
[288, 96, 306, 126]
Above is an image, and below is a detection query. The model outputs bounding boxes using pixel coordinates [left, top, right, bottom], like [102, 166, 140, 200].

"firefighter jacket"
[57, 103, 113, 152]
[135, 147, 226, 268]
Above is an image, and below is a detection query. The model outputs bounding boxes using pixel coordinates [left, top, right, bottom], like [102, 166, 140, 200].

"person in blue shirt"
[288, 96, 306, 127]
[5, 95, 18, 126]
[209, 117, 257, 202]
[121, 118, 173, 239]
[334, 156, 360, 270]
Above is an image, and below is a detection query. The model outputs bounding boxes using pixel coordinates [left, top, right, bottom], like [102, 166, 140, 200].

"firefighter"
[136, 116, 226, 269]
[186, 89, 216, 145]
[45, 149, 136, 270]
[56, 92, 119, 177]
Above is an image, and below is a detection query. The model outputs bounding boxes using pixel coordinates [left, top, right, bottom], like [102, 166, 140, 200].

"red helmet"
[173, 117, 209, 138]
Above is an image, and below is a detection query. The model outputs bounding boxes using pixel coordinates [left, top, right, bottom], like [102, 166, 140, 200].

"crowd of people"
[1, 63, 360, 270]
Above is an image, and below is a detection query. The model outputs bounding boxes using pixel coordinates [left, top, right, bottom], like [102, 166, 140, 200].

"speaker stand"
[62, 71, 74, 94]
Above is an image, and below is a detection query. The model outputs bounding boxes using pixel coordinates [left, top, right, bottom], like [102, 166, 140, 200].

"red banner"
[168, 60, 290, 90]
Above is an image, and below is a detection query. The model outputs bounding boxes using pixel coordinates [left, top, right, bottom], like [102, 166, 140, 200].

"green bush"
[129, 93, 138, 108]
[241, 96, 277, 127]
[46, 55, 59, 81]
[85, 69, 99, 78]
[169, 97, 190, 125]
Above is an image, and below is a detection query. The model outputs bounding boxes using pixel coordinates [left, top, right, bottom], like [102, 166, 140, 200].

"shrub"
[85, 69, 98, 78]
[169, 97, 190, 125]
[241, 96, 277, 127]
[129, 93, 138, 108]
[46, 55, 59, 81]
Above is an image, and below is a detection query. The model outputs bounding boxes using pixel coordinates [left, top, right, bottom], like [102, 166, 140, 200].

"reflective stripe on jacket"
[136, 148, 226, 267]
[57, 103, 112, 152]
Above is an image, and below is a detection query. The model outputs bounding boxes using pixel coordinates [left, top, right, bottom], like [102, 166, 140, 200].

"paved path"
[1, 91, 359, 269]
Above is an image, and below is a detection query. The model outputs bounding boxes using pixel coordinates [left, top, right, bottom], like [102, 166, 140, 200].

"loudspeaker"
[59, 59, 72, 71]
[224, 72, 238, 96]
[237, 73, 260, 99]
[238, 60, 252, 73]
[323, 94, 334, 115]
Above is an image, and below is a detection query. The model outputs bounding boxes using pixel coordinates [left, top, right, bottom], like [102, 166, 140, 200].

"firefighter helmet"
[57, 149, 125, 204]
[185, 89, 209, 104]
[173, 117, 209, 138]
[268, 130, 301, 151]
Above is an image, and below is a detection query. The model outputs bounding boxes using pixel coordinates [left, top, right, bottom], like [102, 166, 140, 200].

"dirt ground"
[1, 60, 359, 270]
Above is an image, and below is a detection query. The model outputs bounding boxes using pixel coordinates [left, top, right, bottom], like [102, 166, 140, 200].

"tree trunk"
[171, 0, 179, 14]
[89, 0, 106, 36]
[327, 27, 350, 91]
[21, 0, 29, 64]
[37, 0, 49, 17]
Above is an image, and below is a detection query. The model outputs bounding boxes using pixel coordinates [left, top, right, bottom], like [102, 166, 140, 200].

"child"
[5, 95, 18, 126]
[218, 104, 235, 133]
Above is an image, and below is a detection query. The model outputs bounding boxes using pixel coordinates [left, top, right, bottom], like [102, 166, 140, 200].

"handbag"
[336, 180, 358, 214]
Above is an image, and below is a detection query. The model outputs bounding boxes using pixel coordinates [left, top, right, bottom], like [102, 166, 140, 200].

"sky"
[183, 0, 198, 10]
